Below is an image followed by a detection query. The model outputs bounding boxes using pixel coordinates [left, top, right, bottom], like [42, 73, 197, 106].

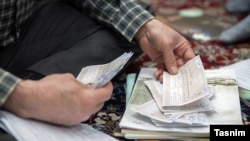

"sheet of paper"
[162, 55, 208, 106]
[119, 68, 211, 136]
[221, 58, 250, 90]
[0, 110, 118, 141]
[119, 68, 243, 139]
[132, 100, 209, 127]
[144, 80, 214, 114]
[77, 52, 133, 88]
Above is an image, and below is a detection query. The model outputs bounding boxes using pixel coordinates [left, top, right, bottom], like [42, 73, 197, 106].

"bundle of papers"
[131, 55, 215, 127]
[77, 52, 133, 88]
[119, 66, 243, 140]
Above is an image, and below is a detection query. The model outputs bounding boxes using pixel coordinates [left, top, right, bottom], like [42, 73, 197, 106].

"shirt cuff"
[111, 1, 155, 42]
[0, 68, 21, 107]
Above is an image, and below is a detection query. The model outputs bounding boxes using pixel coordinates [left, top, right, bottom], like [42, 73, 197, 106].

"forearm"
[71, 0, 154, 42]
[2, 73, 114, 126]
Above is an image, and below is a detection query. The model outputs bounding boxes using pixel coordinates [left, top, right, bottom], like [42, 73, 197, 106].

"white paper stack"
[132, 56, 215, 127]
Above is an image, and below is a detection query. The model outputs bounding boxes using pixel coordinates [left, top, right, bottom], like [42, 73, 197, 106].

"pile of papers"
[119, 56, 243, 140]
[77, 52, 133, 88]
[221, 59, 250, 107]
[132, 55, 214, 127]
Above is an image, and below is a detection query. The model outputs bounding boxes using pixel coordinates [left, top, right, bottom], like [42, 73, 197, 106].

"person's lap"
[1, 0, 142, 78]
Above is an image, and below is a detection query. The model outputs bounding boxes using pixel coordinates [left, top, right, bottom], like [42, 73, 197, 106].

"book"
[119, 67, 243, 140]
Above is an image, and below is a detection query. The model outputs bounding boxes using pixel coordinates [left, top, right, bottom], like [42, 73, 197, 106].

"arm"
[72, 0, 195, 78]
[1, 68, 113, 126]
[71, 0, 154, 42]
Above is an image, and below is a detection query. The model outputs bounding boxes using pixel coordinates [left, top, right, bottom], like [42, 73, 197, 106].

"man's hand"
[135, 19, 195, 81]
[3, 73, 113, 126]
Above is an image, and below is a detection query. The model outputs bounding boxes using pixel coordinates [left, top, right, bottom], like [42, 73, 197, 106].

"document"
[144, 80, 213, 114]
[162, 55, 207, 106]
[132, 56, 214, 127]
[77, 52, 133, 88]
[119, 67, 243, 139]
[132, 100, 210, 127]
[0, 110, 118, 141]
[217, 58, 250, 109]
[221, 58, 250, 90]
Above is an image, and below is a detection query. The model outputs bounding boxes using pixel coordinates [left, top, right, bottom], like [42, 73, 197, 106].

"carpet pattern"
[86, 0, 250, 139]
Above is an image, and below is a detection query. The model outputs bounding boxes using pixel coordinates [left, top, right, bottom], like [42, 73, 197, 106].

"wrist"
[3, 80, 36, 118]
[135, 18, 156, 41]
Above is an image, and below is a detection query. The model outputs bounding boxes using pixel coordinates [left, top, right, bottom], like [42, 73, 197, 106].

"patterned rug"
[86, 0, 250, 140]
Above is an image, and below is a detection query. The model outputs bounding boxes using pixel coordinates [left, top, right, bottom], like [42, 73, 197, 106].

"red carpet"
[131, 0, 250, 70]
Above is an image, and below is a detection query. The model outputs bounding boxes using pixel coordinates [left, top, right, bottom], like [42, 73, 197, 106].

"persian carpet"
[87, 0, 250, 140]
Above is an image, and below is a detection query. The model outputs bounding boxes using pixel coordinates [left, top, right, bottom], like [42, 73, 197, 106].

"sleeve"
[0, 68, 21, 107]
[71, 0, 155, 42]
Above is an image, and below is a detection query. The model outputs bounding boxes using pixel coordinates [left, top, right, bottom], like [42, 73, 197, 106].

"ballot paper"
[144, 80, 214, 114]
[77, 52, 133, 88]
[132, 100, 209, 127]
[132, 55, 214, 127]
[119, 67, 243, 139]
[162, 55, 208, 106]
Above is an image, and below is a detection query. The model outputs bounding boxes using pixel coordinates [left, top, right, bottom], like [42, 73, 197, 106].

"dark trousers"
[0, 0, 142, 78]
[0, 0, 151, 140]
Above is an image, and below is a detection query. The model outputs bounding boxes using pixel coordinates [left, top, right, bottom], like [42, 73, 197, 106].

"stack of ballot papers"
[132, 55, 214, 127]
[77, 52, 133, 88]
[119, 55, 243, 140]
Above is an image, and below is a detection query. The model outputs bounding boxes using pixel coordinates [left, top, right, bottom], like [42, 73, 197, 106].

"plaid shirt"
[0, 0, 154, 106]
[0, 0, 34, 47]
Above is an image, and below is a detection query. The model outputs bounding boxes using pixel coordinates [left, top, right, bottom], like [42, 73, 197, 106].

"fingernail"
[170, 66, 178, 74]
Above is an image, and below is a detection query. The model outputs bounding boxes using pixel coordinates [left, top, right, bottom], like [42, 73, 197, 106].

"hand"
[3, 73, 113, 126]
[135, 19, 195, 81]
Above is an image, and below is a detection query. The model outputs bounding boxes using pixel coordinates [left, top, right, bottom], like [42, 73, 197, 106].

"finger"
[102, 82, 113, 101]
[162, 46, 178, 75]
[159, 74, 163, 83]
[154, 68, 164, 79]
[93, 82, 113, 102]
[176, 57, 185, 67]
[175, 41, 196, 62]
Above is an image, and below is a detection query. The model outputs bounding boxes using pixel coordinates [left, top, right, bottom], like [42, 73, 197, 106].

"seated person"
[0, 0, 195, 127]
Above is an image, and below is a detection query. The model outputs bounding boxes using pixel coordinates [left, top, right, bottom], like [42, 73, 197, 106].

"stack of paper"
[77, 52, 133, 88]
[132, 56, 214, 127]
[221, 59, 250, 107]
[119, 56, 243, 140]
